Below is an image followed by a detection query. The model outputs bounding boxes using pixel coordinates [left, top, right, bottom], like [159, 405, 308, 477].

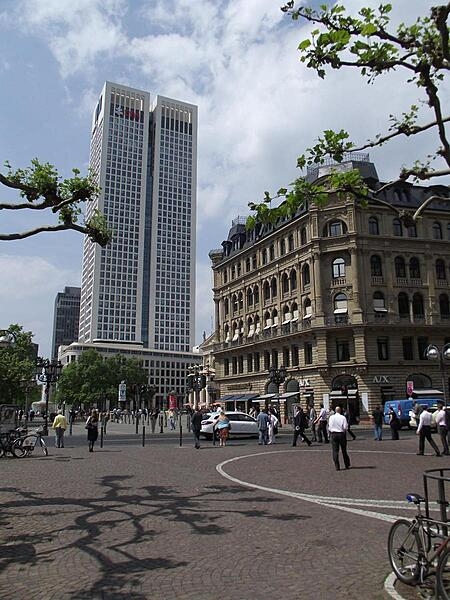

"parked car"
[200, 411, 259, 439]
[383, 398, 441, 429]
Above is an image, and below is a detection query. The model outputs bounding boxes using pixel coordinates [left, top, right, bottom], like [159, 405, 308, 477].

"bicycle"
[388, 468, 450, 599]
[12, 427, 48, 458]
[0, 427, 29, 458]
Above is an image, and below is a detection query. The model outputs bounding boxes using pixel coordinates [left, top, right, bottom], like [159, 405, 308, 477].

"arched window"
[370, 255, 382, 277]
[238, 291, 243, 310]
[291, 302, 299, 321]
[332, 257, 345, 278]
[436, 259, 446, 280]
[262, 248, 268, 265]
[290, 269, 297, 290]
[373, 291, 387, 312]
[440, 294, 450, 318]
[398, 292, 409, 317]
[300, 227, 307, 245]
[232, 294, 238, 313]
[329, 221, 343, 236]
[224, 324, 230, 343]
[223, 269, 228, 283]
[302, 263, 311, 286]
[245, 257, 251, 272]
[224, 298, 229, 316]
[368, 216, 379, 235]
[407, 223, 417, 238]
[282, 273, 289, 294]
[282, 305, 291, 323]
[270, 276, 277, 297]
[269, 244, 275, 261]
[304, 298, 312, 318]
[280, 238, 286, 256]
[433, 222, 443, 240]
[272, 309, 279, 327]
[393, 218, 403, 237]
[246, 287, 254, 306]
[412, 292, 424, 317]
[394, 256, 406, 278]
[409, 257, 421, 279]
[254, 285, 260, 304]
[334, 293, 348, 314]
[247, 317, 255, 338]
[288, 234, 295, 251]
[263, 281, 270, 301]
[264, 311, 272, 329]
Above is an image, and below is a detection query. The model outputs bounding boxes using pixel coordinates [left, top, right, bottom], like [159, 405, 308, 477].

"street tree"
[0, 324, 37, 405]
[0, 159, 112, 245]
[248, 2, 450, 229]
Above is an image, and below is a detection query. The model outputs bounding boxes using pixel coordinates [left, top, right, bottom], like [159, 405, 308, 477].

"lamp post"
[425, 344, 450, 407]
[35, 357, 63, 435]
[268, 364, 287, 420]
[187, 365, 206, 410]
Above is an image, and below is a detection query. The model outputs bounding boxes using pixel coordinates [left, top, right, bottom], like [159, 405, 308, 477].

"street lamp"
[187, 365, 206, 409]
[35, 357, 63, 435]
[268, 365, 287, 422]
[425, 343, 450, 407]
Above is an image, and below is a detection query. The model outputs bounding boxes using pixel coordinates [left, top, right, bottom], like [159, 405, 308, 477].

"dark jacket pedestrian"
[191, 407, 204, 449]
[344, 407, 356, 440]
[257, 409, 270, 445]
[292, 407, 311, 447]
[371, 405, 383, 441]
[389, 408, 400, 440]
[86, 409, 99, 452]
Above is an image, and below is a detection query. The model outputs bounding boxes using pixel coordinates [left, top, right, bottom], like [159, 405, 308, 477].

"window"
[398, 292, 409, 317]
[224, 298, 229, 316]
[334, 293, 348, 314]
[302, 263, 311, 286]
[336, 340, 350, 361]
[409, 257, 421, 279]
[282, 273, 289, 294]
[245, 258, 251, 273]
[271, 277, 277, 298]
[223, 269, 228, 283]
[329, 221, 343, 236]
[377, 337, 389, 360]
[407, 223, 417, 238]
[288, 234, 295, 252]
[304, 298, 312, 318]
[418, 337, 429, 360]
[232, 294, 238, 313]
[394, 256, 406, 278]
[412, 293, 424, 317]
[370, 255, 382, 277]
[264, 351, 270, 370]
[436, 259, 446, 280]
[238, 292, 243, 310]
[269, 244, 275, 261]
[373, 291, 387, 312]
[440, 294, 450, 318]
[292, 345, 299, 366]
[369, 217, 379, 235]
[332, 257, 345, 278]
[304, 342, 313, 364]
[252, 254, 257, 269]
[254, 352, 260, 372]
[280, 239, 286, 256]
[262, 248, 268, 265]
[393, 218, 403, 237]
[402, 337, 414, 360]
[283, 347, 290, 367]
[263, 281, 270, 301]
[224, 359, 229, 376]
[238, 356, 244, 374]
[300, 227, 307, 245]
[290, 269, 297, 291]
[433, 222, 443, 240]
[254, 285, 260, 304]
[247, 287, 254, 306]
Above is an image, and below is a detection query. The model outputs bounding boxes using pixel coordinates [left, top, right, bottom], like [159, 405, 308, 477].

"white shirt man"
[328, 406, 351, 471]
[434, 404, 449, 455]
[328, 409, 349, 434]
[416, 407, 441, 456]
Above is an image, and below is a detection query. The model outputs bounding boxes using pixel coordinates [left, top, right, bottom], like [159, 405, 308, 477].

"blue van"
[383, 398, 441, 428]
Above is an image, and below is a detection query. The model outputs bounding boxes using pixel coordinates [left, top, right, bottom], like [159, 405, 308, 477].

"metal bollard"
[100, 426, 104, 448]
[142, 425, 146, 447]
[135, 417, 139, 435]
[179, 423, 183, 447]
[159, 415, 164, 433]
[69, 420, 73, 436]
[213, 425, 216, 446]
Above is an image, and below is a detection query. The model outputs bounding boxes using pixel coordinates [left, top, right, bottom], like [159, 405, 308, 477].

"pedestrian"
[416, 406, 441, 456]
[191, 406, 204, 449]
[434, 402, 449, 455]
[388, 407, 400, 440]
[328, 406, 351, 471]
[292, 406, 312, 447]
[371, 404, 384, 441]
[85, 409, 99, 452]
[52, 409, 68, 448]
[216, 410, 231, 447]
[314, 403, 329, 443]
[309, 404, 317, 442]
[150, 409, 158, 433]
[267, 408, 279, 444]
[257, 407, 270, 445]
[344, 406, 356, 440]
[169, 409, 176, 431]
[29, 409, 35, 422]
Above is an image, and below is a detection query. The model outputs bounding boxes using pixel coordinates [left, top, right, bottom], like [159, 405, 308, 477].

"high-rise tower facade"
[78, 82, 197, 353]
[51, 286, 81, 359]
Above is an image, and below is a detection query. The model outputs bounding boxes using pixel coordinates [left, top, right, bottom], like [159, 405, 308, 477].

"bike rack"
[423, 468, 450, 537]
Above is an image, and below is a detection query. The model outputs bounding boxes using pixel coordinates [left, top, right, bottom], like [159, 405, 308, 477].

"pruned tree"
[0, 159, 112, 245]
[0, 324, 37, 405]
[248, 2, 450, 228]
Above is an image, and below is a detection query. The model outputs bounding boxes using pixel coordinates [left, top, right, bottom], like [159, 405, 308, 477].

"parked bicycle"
[388, 468, 450, 599]
[13, 427, 48, 457]
[0, 427, 27, 458]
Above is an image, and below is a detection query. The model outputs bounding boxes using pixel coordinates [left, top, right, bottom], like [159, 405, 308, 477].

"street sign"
[118, 382, 126, 402]
[406, 380, 414, 397]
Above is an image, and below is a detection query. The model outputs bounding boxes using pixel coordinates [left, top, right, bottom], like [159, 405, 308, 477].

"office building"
[51, 286, 81, 359]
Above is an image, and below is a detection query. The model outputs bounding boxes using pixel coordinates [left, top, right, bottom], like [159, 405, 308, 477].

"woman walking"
[85, 409, 99, 452]
[216, 410, 231, 447]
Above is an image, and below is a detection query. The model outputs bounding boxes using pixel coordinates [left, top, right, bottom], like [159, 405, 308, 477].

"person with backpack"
[292, 406, 312, 447]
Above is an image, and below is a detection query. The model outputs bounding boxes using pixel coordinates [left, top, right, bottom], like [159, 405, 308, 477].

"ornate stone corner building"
[208, 157, 450, 419]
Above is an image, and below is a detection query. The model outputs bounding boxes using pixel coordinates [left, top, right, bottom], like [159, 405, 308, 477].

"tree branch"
[0, 222, 92, 242]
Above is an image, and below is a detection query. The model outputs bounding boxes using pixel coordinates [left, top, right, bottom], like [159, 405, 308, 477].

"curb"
[384, 573, 408, 600]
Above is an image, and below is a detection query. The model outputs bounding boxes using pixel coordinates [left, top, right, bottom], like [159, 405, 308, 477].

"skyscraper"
[79, 81, 197, 353]
[51, 286, 81, 359]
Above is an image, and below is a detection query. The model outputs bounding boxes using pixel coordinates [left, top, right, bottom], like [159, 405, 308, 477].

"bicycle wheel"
[17, 435, 38, 456]
[11, 438, 29, 458]
[38, 437, 48, 456]
[436, 543, 450, 599]
[388, 518, 422, 584]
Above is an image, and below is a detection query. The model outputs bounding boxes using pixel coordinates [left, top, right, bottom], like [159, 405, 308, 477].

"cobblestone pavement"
[0, 425, 446, 600]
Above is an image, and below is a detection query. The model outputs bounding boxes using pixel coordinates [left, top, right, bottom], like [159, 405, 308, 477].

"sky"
[0, 0, 445, 358]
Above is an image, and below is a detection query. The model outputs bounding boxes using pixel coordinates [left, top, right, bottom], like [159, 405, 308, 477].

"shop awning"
[278, 392, 301, 399]
[253, 393, 277, 401]
[413, 389, 444, 397]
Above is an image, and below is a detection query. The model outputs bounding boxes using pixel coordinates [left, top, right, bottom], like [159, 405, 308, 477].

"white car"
[200, 411, 259, 439]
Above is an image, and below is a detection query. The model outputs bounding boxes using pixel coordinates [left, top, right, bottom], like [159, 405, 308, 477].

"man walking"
[314, 403, 329, 443]
[328, 406, 351, 471]
[417, 406, 441, 456]
[309, 404, 317, 442]
[292, 406, 312, 447]
[257, 407, 270, 445]
[435, 402, 449, 455]
[191, 406, 204, 449]
[371, 405, 383, 441]
[52, 410, 68, 448]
